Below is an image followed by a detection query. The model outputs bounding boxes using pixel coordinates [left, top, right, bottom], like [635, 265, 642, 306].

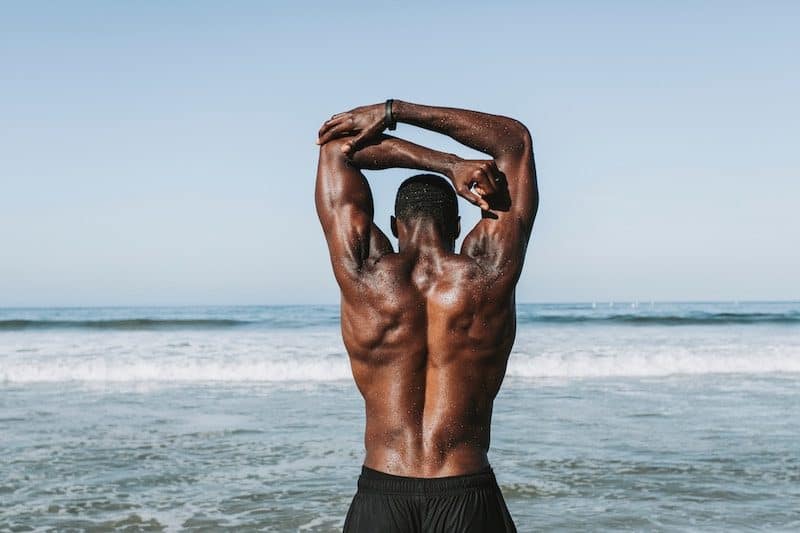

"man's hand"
[448, 160, 502, 211]
[317, 104, 386, 156]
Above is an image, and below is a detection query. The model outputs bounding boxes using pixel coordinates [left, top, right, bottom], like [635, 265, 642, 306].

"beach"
[2, 302, 799, 531]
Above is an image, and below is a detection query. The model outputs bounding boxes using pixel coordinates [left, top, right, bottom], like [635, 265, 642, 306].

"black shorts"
[343, 466, 517, 533]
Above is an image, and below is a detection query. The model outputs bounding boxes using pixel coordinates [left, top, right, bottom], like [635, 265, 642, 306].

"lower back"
[351, 346, 510, 477]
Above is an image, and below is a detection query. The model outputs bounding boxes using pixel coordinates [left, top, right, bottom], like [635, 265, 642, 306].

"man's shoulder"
[358, 250, 501, 288]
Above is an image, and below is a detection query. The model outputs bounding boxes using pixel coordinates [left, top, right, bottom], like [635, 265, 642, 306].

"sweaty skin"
[316, 101, 538, 478]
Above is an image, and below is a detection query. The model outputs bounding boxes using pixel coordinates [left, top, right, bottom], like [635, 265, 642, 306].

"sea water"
[1, 302, 799, 531]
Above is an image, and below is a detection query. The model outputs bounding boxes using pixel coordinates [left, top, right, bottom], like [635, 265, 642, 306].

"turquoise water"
[2, 303, 799, 531]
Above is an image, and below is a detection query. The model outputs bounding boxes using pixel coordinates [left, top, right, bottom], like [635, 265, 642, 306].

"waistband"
[357, 465, 496, 495]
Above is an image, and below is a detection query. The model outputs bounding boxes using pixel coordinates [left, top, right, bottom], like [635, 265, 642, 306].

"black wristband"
[385, 99, 397, 131]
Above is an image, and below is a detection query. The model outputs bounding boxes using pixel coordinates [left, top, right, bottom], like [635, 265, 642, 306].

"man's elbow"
[509, 119, 532, 151]
[496, 119, 532, 158]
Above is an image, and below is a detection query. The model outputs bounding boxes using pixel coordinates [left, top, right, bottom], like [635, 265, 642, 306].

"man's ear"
[390, 215, 398, 238]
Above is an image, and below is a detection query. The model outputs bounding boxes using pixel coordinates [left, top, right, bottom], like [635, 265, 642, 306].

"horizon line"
[1, 299, 799, 310]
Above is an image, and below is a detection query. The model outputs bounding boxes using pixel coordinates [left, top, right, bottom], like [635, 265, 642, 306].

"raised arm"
[318, 101, 538, 287]
[316, 137, 384, 288]
[392, 101, 531, 166]
[351, 135, 500, 210]
[392, 101, 538, 242]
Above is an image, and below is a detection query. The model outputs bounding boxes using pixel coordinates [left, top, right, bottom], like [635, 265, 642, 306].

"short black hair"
[394, 174, 458, 230]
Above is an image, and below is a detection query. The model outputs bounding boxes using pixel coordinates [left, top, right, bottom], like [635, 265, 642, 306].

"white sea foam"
[2, 343, 799, 383]
[1, 323, 798, 383]
[506, 349, 800, 378]
[0, 328, 352, 383]
[0, 355, 354, 382]
[5, 352, 800, 383]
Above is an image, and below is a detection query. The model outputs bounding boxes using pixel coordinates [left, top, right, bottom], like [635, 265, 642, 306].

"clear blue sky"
[2, 1, 798, 306]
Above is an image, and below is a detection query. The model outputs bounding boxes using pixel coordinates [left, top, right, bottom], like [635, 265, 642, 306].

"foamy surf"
[2, 302, 798, 383]
[3, 347, 799, 383]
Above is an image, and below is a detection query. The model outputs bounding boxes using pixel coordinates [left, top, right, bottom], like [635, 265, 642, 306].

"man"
[316, 100, 538, 532]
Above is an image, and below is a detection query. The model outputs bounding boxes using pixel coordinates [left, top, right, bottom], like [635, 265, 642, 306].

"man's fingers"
[318, 122, 356, 146]
[318, 116, 346, 139]
[318, 116, 344, 136]
[317, 116, 352, 144]
[317, 129, 341, 146]
[341, 123, 383, 155]
[472, 168, 497, 196]
[474, 193, 491, 211]
[341, 132, 367, 155]
[460, 186, 490, 211]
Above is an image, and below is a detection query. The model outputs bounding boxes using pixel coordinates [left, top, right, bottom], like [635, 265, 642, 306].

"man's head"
[391, 174, 460, 246]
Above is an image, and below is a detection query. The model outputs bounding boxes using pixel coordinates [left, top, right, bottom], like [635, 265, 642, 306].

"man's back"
[341, 249, 516, 477]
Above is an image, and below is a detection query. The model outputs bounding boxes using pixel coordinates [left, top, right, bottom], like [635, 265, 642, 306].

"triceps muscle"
[315, 142, 377, 280]
[462, 136, 538, 285]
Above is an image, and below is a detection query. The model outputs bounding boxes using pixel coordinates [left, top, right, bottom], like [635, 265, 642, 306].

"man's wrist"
[440, 153, 461, 179]
[385, 100, 397, 131]
[392, 100, 409, 125]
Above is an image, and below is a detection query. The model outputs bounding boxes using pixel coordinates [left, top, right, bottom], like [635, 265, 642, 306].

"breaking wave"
[1, 309, 798, 331]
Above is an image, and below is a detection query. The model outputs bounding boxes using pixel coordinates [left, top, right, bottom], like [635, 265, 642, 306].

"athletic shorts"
[343, 466, 517, 532]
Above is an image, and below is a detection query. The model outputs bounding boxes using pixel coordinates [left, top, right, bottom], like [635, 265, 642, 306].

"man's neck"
[397, 220, 454, 257]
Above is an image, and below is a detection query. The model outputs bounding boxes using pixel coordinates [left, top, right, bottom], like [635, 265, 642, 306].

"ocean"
[1, 302, 799, 531]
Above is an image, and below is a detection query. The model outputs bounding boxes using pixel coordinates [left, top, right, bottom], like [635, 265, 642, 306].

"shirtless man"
[316, 100, 538, 532]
